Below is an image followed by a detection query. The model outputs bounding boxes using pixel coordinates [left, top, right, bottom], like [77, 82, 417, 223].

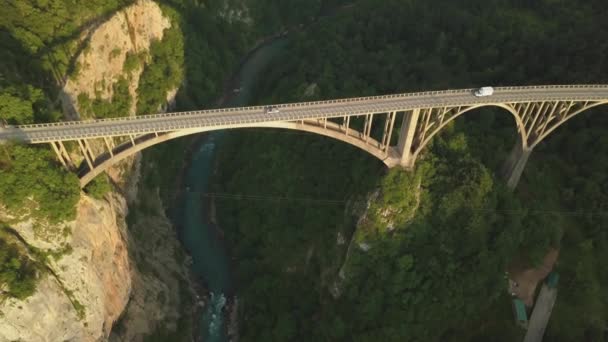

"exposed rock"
[358, 242, 371, 251]
[227, 296, 239, 342]
[0, 2, 192, 341]
[218, 1, 252, 25]
[61, 0, 171, 120]
[0, 278, 84, 342]
[107, 152, 142, 198]
[0, 193, 132, 342]
[303, 83, 318, 97]
[332, 182, 422, 298]
[58, 0, 173, 187]
[336, 232, 346, 245]
[109, 186, 198, 342]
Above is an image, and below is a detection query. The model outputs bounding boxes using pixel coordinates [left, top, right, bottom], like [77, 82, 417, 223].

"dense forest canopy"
[0, 1, 140, 225]
[213, 0, 608, 341]
[1, 0, 608, 340]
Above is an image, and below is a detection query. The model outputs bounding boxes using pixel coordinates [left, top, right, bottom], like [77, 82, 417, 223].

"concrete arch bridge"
[1, 85, 607, 188]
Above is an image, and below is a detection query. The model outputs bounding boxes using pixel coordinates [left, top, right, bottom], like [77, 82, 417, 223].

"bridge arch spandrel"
[529, 100, 608, 149]
[409, 103, 528, 161]
[79, 121, 396, 187]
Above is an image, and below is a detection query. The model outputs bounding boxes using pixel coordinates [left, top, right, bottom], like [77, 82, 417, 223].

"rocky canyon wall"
[0, 1, 195, 341]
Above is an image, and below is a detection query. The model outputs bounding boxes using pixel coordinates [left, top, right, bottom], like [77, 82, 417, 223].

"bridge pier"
[502, 139, 532, 189]
[49, 141, 73, 170]
[5, 86, 605, 190]
[103, 137, 114, 157]
[381, 112, 397, 152]
[397, 109, 420, 169]
[77, 139, 95, 170]
[49, 142, 68, 168]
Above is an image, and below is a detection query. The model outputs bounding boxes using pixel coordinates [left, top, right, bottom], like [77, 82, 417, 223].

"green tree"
[137, 24, 184, 115]
[0, 236, 38, 299]
[0, 145, 80, 222]
[84, 174, 112, 200]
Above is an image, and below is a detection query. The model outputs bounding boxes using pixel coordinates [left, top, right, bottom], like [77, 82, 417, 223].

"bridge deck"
[1, 85, 608, 143]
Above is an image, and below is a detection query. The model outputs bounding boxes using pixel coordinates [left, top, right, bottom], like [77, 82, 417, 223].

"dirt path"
[508, 248, 559, 306]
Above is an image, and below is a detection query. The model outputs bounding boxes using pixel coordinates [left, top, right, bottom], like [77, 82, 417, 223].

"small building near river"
[512, 298, 529, 328]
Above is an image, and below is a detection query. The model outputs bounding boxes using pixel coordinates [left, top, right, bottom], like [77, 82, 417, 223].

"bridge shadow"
[77, 132, 160, 177]
[0, 31, 50, 97]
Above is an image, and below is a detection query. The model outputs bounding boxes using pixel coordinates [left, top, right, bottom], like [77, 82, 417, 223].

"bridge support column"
[49, 142, 68, 168]
[344, 116, 351, 136]
[397, 109, 420, 169]
[363, 114, 374, 142]
[103, 137, 114, 157]
[381, 112, 397, 152]
[77, 139, 94, 170]
[49, 141, 73, 169]
[502, 139, 532, 189]
[83, 139, 95, 158]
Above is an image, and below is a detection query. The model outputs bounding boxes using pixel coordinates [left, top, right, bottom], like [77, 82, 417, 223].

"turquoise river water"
[175, 38, 288, 342]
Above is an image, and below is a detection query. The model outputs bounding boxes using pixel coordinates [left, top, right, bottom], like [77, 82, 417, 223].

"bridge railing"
[9, 84, 608, 129]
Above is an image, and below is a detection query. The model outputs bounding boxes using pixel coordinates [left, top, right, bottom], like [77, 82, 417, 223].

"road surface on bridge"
[1, 85, 608, 144]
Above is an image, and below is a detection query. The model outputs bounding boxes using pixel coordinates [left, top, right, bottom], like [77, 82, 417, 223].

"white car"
[474, 86, 494, 97]
[265, 106, 280, 114]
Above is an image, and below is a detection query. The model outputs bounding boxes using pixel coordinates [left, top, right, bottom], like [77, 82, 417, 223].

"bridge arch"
[529, 100, 608, 148]
[409, 103, 527, 162]
[80, 120, 396, 187]
[4, 85, 606, 189]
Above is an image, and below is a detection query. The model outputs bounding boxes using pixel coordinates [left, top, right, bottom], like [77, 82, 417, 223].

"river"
[175, 38, 289, 342]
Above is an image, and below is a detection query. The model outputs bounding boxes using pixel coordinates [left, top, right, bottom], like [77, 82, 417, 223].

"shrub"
[136, 25, 184, 115]
[0, 144, 80, 223]
[0, 237, 38, 300]
[109, 47, 121, 61]
[84, 174, 112, 200]
[123, 51, 144, 74]
[78, 77, 132, 118]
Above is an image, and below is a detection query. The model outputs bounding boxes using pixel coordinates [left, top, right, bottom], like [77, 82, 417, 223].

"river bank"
[164, 34, 289, 341]
[164, 7, 352, 339]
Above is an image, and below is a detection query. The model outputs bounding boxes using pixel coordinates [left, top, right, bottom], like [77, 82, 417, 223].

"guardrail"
[4, 84, 608, 136]
[9, 84, 608, 130]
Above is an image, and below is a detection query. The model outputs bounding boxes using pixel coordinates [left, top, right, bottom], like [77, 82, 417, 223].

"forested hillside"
[0, 0, 121, 224]
[0, 1, 133, 301]
[2, 0, 608, 340]
[0, 1, 256, 339]
[214, 0, 608, 341]
[0, 0, 308, 306]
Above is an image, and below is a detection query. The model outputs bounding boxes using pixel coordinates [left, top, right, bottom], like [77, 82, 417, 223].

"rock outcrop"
[59, 0, 173, 186]
[62, 0, 171, 119]
[0, 1, 195, 341]
[110, 185, 199, 342]
[0, 194, 131, 342]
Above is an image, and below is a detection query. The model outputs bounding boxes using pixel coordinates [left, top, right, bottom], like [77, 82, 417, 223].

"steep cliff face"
[62, 0, 171, 120]
[110, 185, 199, 342]
[0, 194, 131, 342]
[0, 1, 193, 341]
[60, 0, 175, 186]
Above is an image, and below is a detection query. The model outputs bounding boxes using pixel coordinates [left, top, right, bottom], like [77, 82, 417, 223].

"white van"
[474, 86, 494, 97]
